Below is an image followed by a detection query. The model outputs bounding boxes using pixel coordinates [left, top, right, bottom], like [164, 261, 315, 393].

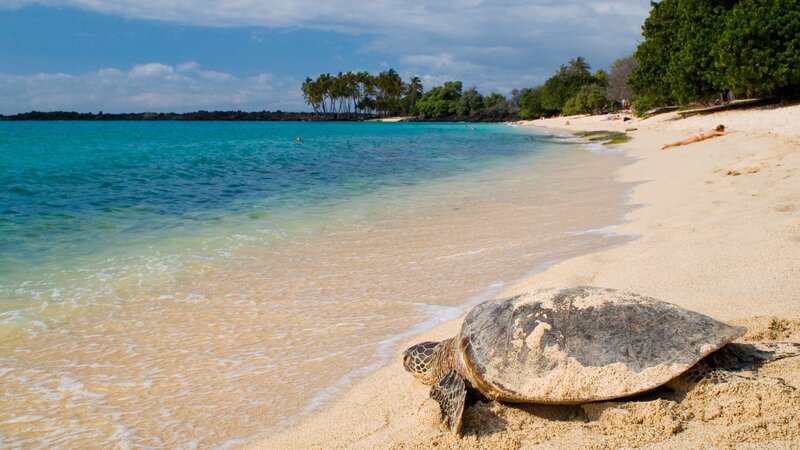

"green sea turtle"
[403, 286, 800, 433]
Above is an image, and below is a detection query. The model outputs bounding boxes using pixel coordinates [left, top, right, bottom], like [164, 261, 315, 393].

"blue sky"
[0, 1, 651, 113]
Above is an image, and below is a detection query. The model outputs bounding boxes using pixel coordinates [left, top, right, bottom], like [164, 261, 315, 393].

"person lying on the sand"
[661, 125, 726, 150]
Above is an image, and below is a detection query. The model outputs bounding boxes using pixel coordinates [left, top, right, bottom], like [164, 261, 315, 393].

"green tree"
[628, 0, 682, 111]
[624, 0, 790, 112]
[518, 87, 551, 119]
[317, 73, 333, 113]
[483, 93, 506, 109]
[356, 71, 377, 114]
[375, 69, 405, 116]
[593, 69, 609, 88]
[666, 0, 733, 105]
[519, 57, 609, 117]
[301, 77, 323, 113]
[457, 86, 484, 116]
[403, 76, 424, 114]
[713, 0, 800, 98]
[540, 57, 596, 112]
[607, 55, 638, 104]
[414, 81, 462, 118]
[562, 85, 608, 115]
[329, 72, 348, 113]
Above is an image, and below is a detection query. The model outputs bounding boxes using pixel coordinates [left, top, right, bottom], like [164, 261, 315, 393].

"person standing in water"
[661, 125, 726, 150]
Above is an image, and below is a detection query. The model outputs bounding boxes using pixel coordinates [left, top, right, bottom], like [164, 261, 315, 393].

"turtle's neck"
[428, 337, 457, 384]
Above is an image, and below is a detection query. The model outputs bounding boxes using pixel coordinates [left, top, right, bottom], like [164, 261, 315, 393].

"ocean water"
[2, 122, 536, 301]
[0, 121, 631, 447]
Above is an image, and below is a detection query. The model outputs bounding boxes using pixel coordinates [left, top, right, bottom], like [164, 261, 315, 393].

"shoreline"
[0, 123, 634, 447]
[248, 105, 800, 448]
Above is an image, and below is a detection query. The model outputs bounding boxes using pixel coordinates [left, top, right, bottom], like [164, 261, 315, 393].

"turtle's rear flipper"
[724, 342, 800, 366]
[430, 370, 467, 434]
[669, 342, 800, 392]
[706, 342, 800, 372]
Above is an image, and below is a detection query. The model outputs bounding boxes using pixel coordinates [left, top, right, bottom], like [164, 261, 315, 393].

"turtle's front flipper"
[430, 370, 467, 434]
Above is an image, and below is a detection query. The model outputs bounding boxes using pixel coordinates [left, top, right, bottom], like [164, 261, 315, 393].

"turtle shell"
[456, 286, 745, 403]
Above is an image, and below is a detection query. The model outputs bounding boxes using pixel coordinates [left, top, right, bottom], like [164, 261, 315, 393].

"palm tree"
[404, 76, 424, 114]
[358, 72, 377, 114]
[302, 77, 323, 114]
[568, 57, 591, 75]
[375, 69, 405, 116]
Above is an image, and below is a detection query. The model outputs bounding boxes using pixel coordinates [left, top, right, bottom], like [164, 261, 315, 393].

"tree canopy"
[300, 71, 517, 120]
[301, 0, 800, 122]
[519, 57, 614, 119]
[629, 0, 800, 111]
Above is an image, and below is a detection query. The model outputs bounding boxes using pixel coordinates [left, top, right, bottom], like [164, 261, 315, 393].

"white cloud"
[3, 1, 652, 111]
[130, 62, 175, 78]
[0, 62, 305, 113]
[12, 1, 648, 57]
[176, 61, 200, 72]
[401, 53, 471, 72]
[0, 0, 31, 9]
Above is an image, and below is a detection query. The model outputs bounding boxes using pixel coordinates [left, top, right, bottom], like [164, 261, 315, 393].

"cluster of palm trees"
[301, 69, 423, 116]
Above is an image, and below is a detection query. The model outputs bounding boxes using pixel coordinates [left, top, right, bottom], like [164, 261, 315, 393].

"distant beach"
[251, 104, 800, 449]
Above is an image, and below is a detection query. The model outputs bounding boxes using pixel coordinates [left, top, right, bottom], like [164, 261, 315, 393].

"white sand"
[366, 116, 411, 122]
[247, 104, 800, 449]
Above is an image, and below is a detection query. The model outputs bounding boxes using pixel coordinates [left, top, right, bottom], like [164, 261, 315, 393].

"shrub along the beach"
[562, 84, 609, 115]
[410, 82, 515, 120]
[518, 87, 547, 119]
[456, 87, 485, 116]
[629, 0, 800, 112]
[413, 81, 463, 118]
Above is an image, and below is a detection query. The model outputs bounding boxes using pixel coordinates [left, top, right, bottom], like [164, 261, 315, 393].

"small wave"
[291, 279, 506, 430]
[570, 225, 621, 237]
[435, 248, 486, 260]
[582, 142, 625, 154]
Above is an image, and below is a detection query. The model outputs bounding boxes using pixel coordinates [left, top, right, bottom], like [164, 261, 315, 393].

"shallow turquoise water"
[0, 121, 556, 312]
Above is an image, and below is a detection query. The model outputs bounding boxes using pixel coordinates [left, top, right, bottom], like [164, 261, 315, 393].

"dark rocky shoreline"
[0, 111, 375, 122]
[0, 110, 515, 122]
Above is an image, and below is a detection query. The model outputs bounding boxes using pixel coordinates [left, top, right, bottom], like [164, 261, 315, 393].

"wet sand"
[249, 104, 800, 449]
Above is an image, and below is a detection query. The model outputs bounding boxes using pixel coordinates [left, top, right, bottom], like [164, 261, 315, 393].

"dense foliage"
[301, 70, 516, 120]
[713, 0, 800, 98]
[413, 81, 463, 117]
[296, 2, 800, 120]
[629, 0, 800, 111]
[518, 57, 616, 119]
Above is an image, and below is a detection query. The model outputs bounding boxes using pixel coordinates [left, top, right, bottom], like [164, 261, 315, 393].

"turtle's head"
[403, 339, 455, 385]
[403, 341, 439, 383]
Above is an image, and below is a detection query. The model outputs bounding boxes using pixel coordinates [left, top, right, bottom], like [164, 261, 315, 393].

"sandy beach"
[249, 104, 800, 449]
